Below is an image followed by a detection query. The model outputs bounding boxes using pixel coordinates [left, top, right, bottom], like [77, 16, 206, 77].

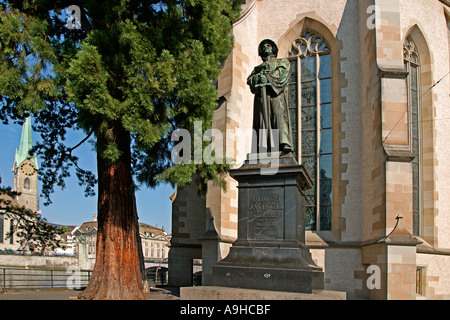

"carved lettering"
[249, 203, 284, 210]
[248, 191, 284, 239]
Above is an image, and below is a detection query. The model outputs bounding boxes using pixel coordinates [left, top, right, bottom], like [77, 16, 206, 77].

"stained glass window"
[404, 36, 421, 237]
[288, 31, 332, 231]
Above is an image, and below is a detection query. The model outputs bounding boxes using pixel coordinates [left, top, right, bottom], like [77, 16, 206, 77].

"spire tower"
[12, 115, 39, 212]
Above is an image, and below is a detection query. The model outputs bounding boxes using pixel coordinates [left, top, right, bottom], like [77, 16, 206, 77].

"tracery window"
[288, 31, 332, 231]
[404, 36, 421, 236]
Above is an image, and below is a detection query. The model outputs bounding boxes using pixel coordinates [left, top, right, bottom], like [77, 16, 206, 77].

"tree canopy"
[0, 0, 240, 203]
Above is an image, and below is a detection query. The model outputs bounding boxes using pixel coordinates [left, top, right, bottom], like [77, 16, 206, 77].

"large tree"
[0, 0, 240, 299]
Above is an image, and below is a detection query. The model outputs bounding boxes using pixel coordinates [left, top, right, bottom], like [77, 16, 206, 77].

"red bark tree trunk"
[78, 122, 147, 300]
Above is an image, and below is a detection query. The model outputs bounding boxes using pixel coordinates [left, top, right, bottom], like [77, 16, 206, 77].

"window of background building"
[9, 220, 14, 244]
[24, 178, 30, 190]
[416, 266, 426, 296]
[0, 214, 3, 243]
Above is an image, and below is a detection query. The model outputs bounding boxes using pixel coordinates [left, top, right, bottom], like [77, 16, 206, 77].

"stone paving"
[0, 286, 180, 300]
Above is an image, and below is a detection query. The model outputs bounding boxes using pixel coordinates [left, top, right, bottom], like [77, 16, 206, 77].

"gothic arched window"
[288, 31, 332, 231]
[404, 36, 421, 236]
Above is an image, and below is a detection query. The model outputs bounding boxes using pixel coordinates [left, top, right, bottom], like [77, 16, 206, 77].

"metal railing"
[1, 266, 195, 289]
[0, 267, 91, 289]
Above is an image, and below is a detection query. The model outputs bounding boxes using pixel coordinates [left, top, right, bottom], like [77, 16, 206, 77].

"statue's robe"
[247, 57, 293, 153]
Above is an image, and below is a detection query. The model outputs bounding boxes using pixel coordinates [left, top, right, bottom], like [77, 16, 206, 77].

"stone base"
[180, 286, 346, 300]
[211, 159, 323, 294]
[212, 243, 324, 293]
[213, 265, 324, 293]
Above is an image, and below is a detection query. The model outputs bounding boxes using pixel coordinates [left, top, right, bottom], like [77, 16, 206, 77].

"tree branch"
[68, 129, 94, 153]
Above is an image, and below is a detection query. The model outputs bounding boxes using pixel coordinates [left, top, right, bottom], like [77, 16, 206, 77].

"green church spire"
[13, 115, 38, 169]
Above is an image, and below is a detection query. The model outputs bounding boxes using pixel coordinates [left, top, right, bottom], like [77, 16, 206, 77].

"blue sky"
[0, 119, 174, 232]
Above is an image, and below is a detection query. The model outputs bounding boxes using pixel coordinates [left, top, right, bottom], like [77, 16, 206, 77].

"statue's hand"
[259, 73, 268, 86]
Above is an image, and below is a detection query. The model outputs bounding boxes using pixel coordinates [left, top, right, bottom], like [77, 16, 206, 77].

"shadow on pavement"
[0, 286, 181, 300]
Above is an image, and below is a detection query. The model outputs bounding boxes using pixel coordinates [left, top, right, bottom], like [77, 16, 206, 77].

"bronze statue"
[247, 39, 294, 156]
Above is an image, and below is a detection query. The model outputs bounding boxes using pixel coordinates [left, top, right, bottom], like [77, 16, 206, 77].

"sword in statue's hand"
[259, 66, 271, 152]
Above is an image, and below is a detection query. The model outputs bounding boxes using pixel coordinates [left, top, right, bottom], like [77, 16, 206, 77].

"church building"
[12, 116, 39, 213]
[0, 116, 39, 250]
[169, 0, 450, 299]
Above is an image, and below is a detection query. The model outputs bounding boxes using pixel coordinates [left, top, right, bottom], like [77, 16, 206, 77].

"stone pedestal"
[212, 154, 324, 293]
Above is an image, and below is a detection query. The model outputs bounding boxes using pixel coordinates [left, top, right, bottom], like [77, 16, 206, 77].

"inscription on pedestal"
[248, 188, 284, 240]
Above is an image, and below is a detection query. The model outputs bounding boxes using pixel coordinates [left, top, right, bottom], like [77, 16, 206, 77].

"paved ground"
[0, 286, 180, 300]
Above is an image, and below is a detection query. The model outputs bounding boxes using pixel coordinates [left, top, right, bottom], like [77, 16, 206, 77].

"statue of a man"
[247, 39, 294, 156]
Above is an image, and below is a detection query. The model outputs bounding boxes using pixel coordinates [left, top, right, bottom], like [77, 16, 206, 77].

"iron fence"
[0, 265, 195, 289]
[0, 267, 91, 289]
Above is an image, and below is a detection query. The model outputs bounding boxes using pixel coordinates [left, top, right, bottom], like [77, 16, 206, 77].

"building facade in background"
[0, 194, 21, 251]
[73, 215, 171, 270]
[169, 0, 450, 299]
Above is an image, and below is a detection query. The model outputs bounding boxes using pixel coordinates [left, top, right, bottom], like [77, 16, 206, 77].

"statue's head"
[258, 39, 278, 59]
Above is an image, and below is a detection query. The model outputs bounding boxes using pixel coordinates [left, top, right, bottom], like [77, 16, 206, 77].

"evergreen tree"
[0, 0, 241, 299]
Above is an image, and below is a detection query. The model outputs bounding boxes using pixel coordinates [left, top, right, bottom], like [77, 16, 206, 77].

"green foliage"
[57, 225, 70, 233]
[0, 4, 57, 115]
[0, 0, 242, 203]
